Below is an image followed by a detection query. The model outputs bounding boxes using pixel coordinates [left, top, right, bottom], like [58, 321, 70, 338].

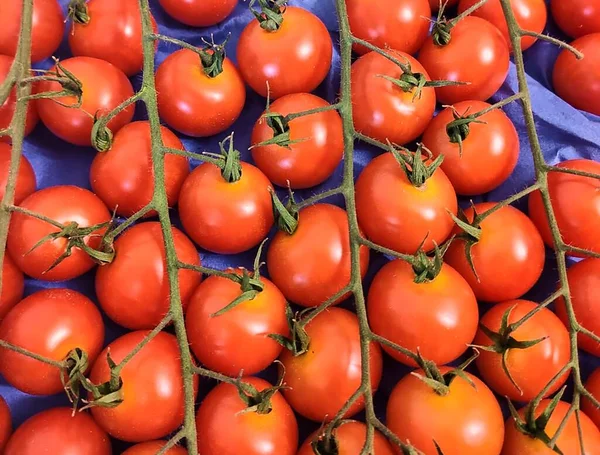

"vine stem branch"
[0, 339, 66, 369]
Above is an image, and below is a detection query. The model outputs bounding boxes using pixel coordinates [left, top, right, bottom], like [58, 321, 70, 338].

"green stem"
[163, 147, 223, 167]
[293, 186, 344, 210]
[520, 31, 584, 59]
[286, 102, 342, 121]
[0, 339, 66, 369]
[448, 0, 490, 27]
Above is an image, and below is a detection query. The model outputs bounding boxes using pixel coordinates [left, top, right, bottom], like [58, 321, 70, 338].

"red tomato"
[0, 0, 64, 63]
[0, 143, 36, 205]
[122, 441, 187, 455]
[419, 17, 510, 104]
[267, 204, 370, 308]
[4, 407, 111, 455]
[90, 331, 198, 443]
[445, 202, 545, 302]
[36, 56, 135, 146]
[421, 100, 519, 195]
[158, 0, 237, 27]
[551, 0, 600, 38]
[0, 255, 24, 322]
[528, 159, 600, 254]
[90, 121, 189, 217]
[583, 368, 600, 430]
[237, 6, 333, 98]
[96, 222, 201, 330]
[0, 55, 39, 140]
[155, 48, 245, 137]
[458, 0, 547, 51]
[387, 367, 505, 455]
[279, 307, 383, 422]
[553, 34, 600, 116]
[351, 51, 436, 145]
[196, 377, 298, 455]
[250, 93, 343, 189]
[368, 259, 478, 366]
[0, 289, 104, 395]
[430, 0, 458, 10]
[7, 185, 111, 281]
[475, 299, 570, 402]
[355, 152, 458, 254]
[0, 397, 11, 454]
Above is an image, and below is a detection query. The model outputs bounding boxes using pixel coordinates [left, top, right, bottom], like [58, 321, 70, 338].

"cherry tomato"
[279, 307, 383, 422]
[298, 421, 394, 455]
[551, 0, 600, 38]
[387, 367, 505, 455]
[351, 51, 436, 145]
[159, 0, 237, 27]
[250, 93, 343, 189]
[528, 159, 600, 255]
[155, 49, 245, 137]
[0, 289, 104, 395]
[445, 202, 545, 302]
[421, 100, 519, 195]
[582, 368, 600, 430]
[90, 121, 189, 218]
[0, 143, 36, 205]
[122, 441, 187, 455]
[0, 254, 24, 322]
[0, 397, 11, 454]
[89, 331, 198, 443]
[96, 222, 201, 330]
[0, 55, 39, 140]
[430, 0, 458, 10]
[0, 0, 64, 63]
[36, 56, 135, 146]
[7, 185, 111, 281]
[267, 204, 370, 308]
[196, 377, 298, 455]
[237, 6, 333, 98]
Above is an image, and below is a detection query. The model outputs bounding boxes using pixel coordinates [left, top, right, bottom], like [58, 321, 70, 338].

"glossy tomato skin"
[267, 204, 370, 308]
[0, 397, 11, 454]
[551, 0, 600, 38]
[279, 307, 383, 422]
[582, 368, 600, 429]
[90, 121, 189, 217]
[250, 93, 343, 189]
[4, 407, 111, 455]
[0, 255, 24, 322]
[37, 57, 135, 146]
[0, 289, 104, 395]
[122, 441, 187, 455]
[7, 185, 111, 281]
[351, 51, 436, 145]
[421, 100, 519, 195]
[355, 152, 458, 254]
[90, 331, 198, 443]
[529, 159, 600, 254]
[159, 0, 237, 27]
[237, 7, 333, 98]
[445, 203, 545, 302]
[156, 49, 245, 137]
[0, 143, 36, 205]
[0, 55, 39, 140]
[387, 367, 505, 455]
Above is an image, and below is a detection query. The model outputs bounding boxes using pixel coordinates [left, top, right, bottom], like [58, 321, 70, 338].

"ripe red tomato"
[430, 0, 458, 10]
[90, 331, 198, 442]
[279, 307, 383, 422]
[122, 441, 187, 455]
[4, 407, 111, 455]
[0, 255, 23, 322]
[36, 56, 135, 146]
[267, 204, 370, 308]
[0, 55, 39, 140]
[551, 0, 600, 38]
[0, 143, 36, 205]
[421, 100, 519, 195]
[90, 121, 189, 218]
[237, 6, 333, 98]
[0, 0, 64, 63]
[196, 377, 298, 455]
[583, 368, 600, 430]
[355, 151, 458, 254]
[158, 0, 237, 27]
[528, 159, 600, 254]
[387, 367, 505, 455]
[445, 202, 545, 302]
[0, 397, 10, 454]
[0, 289, 104, 395]
[250, 93, 343, 189]
[351, 51, 436, 145]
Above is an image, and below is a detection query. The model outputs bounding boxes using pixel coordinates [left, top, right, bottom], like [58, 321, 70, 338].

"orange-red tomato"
[159, 0, 237, 27]
[582, 368, 600, 430]
[551, 0, 600, 38]
[0, 143, 36, 205]
[0, 255, 23, 322]
[122, 441, 187, 455]
[0, 397, 11, 454]
[0, 55, 39, 140]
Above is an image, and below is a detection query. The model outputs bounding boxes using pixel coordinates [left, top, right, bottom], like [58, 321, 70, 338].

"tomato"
[0, 55, 39, 140]
[347, 0, 431, 55]
[279, 307, 382, 422]
[7, 185, 111, 281]
[90, 331, 198, 443]
[36, 56, 135, 146]
[0, 397, 10, 454]
[430, 0, 458, 10]
[528, 159, 600, 255]
[0, 143, 36, 206]
[0, 255, 23, 323]
[387, 367, 504, 455]
[196, 377, 298, 455]
[122, 441, 187, 455]
[445, 203, 545, 302]
[421, 100, 519, 195]
[0, 289, 104, 395]
[267, 204, 370, 308]
[297, 421, 394, 455]
[553, 34, 600, 116]
[155, 48, 245, 137]
[0, 0, 64, 63]
[351, 51, 436, 145]
[96, 222, 201, 330]
[237, 6, 333, 98]
[250, 93, 343, 189]
[158, 0, 237, 27]
[90, 121, 189, 218]
[551, 0, 600, 38]
[583, 368, 600, 430]
[4, 407, 111, 455]
[457, 0, 547, 51]
[355, 151, 457, 254]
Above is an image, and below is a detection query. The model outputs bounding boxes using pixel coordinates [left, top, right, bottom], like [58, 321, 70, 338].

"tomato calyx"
[236, 368, 286, 415]
[80, 351, 124, 410]
[250, 0, 288, 32]
[61, 348, 90, 410]
[269, 304, 310, 356]
[67, 0, 90, 25]
[309, 422, 344, 455]
[430, 2, 456, 46]
[197, 36, 228, 78]
[213, 133, 242, 183]
[251, 92, 308, 149]
[410, 237, 453, 283]
[25, 59, 84, 108]
[445, 106, 486, 157]
[448, 204, 483, 280]
[91, 111, 114, 152]
[389, 141, 444, 187]
[270, 187, 299, 235]
[413, 349, 479, 396]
